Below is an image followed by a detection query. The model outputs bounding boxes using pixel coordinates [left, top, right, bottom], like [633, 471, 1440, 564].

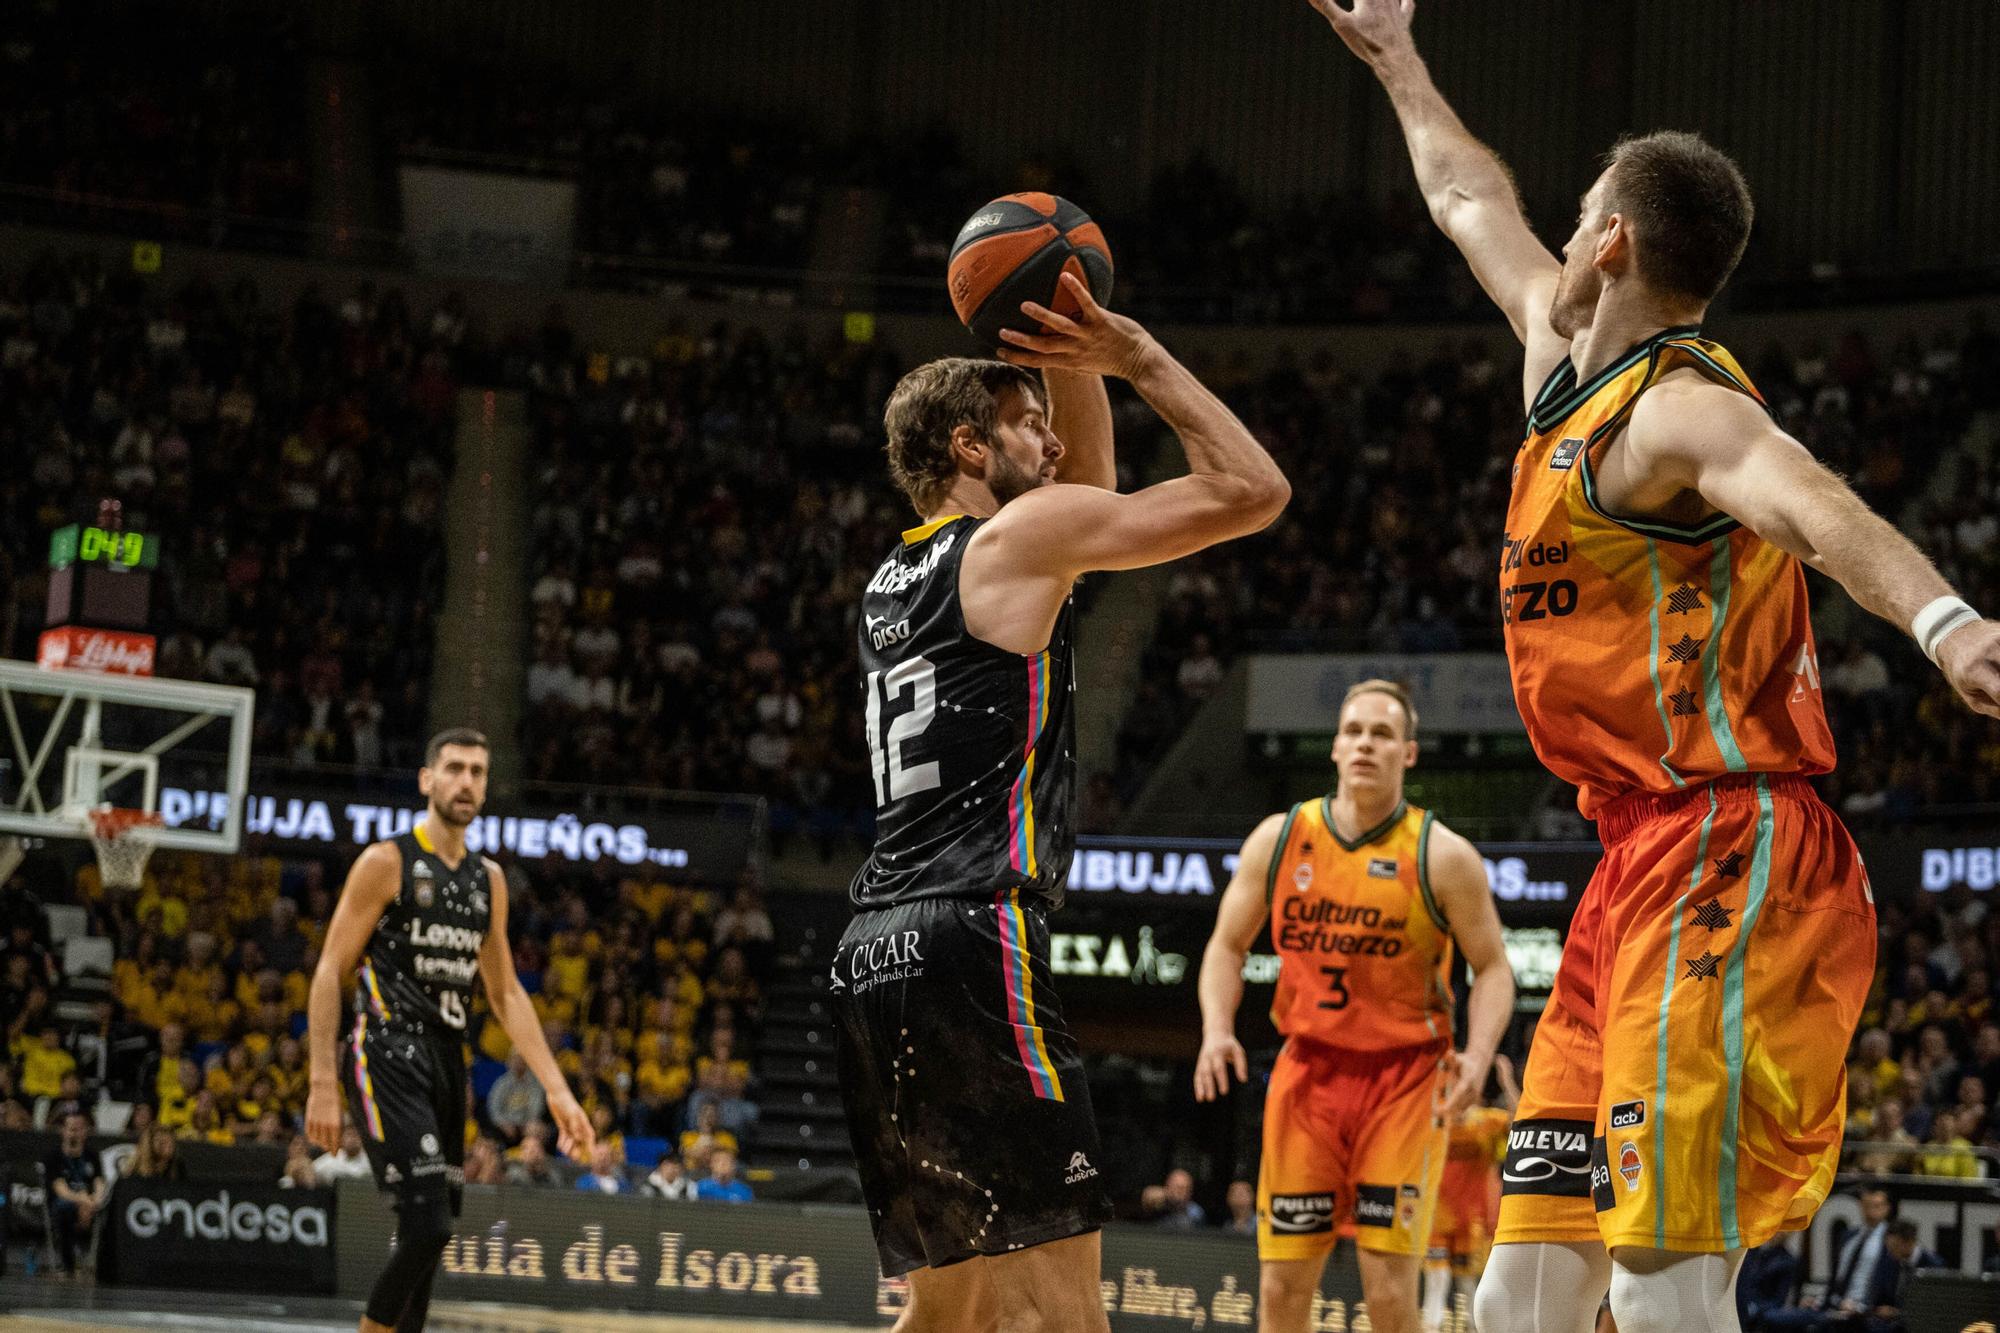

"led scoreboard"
[39, 508, 160, 675]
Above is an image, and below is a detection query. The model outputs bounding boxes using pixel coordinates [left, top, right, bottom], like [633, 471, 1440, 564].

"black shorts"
[339, 1015, 466, 1214]
[833, 893, 1110, 1276]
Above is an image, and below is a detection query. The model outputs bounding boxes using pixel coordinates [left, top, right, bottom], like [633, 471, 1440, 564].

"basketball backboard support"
[0, 658, 254, 854]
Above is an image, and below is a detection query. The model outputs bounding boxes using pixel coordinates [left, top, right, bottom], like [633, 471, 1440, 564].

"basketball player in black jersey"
[304, 729, 591, 1333]
[836, 271, 1290, 1331]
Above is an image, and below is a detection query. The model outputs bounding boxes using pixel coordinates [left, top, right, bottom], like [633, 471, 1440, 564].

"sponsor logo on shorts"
[1500, 1117, 1593, 1199]
[1268, 1193, 1335, 1235]
[845, 929, 926, 995]
[1590, 1136, 1616, 1212]
[1609, 1100, 1645, 1131]
[1354, 1184, 1399, 1229]
[1618, 1141, 1643, 1191]
[1064, 1151, 1099, 1185]
[1367, 857, 1399, 879]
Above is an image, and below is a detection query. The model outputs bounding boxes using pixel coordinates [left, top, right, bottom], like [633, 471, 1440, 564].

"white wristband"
[1911, 595, 1980, 666]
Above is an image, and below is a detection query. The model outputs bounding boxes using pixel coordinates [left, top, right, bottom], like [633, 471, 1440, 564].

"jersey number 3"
[865, 657, 942, 806]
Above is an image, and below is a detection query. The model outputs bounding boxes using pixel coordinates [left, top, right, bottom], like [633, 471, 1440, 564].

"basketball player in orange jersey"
[1195, 680, 1515, 1333]
[1422, 1053, 1517, 1332]
[1309, 3, 2000, 1332]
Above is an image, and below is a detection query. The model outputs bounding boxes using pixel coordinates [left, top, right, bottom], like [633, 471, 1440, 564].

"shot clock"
[38, 501, 160, 675]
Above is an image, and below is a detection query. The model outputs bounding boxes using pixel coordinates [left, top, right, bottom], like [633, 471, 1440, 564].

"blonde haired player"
[1309, 3, 2000, 1332]
[1196, 681, 1514, 1333]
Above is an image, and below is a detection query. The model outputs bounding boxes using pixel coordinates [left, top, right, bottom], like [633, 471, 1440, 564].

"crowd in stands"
[0, 842, 774, 1271]
[0, 251, 463, 772]
[0, 0, 307, 248]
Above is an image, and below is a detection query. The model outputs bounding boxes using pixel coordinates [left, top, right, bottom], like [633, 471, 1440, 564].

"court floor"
[0, 1281, 879, 1333]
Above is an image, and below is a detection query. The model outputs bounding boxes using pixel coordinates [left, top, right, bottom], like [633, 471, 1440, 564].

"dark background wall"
[357, 0, 1999, 277]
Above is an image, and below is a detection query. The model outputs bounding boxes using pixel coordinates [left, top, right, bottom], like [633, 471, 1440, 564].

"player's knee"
[1259, 1258, 1321, 1310]
[393, 1189, 454, 1262]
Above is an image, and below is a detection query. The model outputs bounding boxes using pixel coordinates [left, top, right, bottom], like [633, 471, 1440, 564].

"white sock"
[1471, 1241, 1611, 1333]
[1421, 1258, 1451, 1330]
[1607, 1248, 1745, 1333]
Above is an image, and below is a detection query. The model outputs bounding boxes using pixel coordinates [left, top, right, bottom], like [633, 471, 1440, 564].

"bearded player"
[305, 730, 592, 1333]
[1309, 3, 2000, 1332]
[836, 272, 1288, 1332]
[1195, 680, 1514, 1333]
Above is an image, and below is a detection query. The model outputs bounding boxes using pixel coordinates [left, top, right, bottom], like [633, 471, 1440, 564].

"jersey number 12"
[865, 657, 941, 806]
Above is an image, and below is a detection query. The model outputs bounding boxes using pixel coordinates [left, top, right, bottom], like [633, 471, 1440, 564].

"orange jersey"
[1503, 328, 1835, 820]
[1447, 1105, 1511, 1165]
[1266, 799, 1453, 1050]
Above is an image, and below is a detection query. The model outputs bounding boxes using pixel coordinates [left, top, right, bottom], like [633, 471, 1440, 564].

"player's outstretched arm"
[304, 841, 400, 1152]
[477, 863, 594, 1159]
[1629, 377, 2000, 719]
[1425, 822, 1514, 1119]
[1194, 812, 1284, 1102]
[1307, 1, 1563, 369]
[991, 272, 1289, 578]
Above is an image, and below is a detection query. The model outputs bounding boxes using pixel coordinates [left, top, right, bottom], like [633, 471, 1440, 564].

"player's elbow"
[1228, 471, 1291, 533]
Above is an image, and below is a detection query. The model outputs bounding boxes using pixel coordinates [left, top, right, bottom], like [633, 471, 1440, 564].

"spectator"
[463, 1135, 505, 1186]
[21, 1023, 77, 1099]
[1916, 1108, 1979, 1178]
[1767, 1188, 1892, 1327]
[679, 1101, 739, 1166]
[712, 885, 775, 953]
[130, 1123, 186, 1181]
[1223, 1179, 1256, 1237]
[279, 1138, 319, 1189]
[506, 1127, 563, 1187]
[694, 1148, 752, 1203]
[487, 1053, 548, 1143]
[313, 1121, 374, 1184]
[43, 1111, 109, 1275]
[1154, 1169, 1207, 1230]
[645, 1151, 696, 1200]
[575, 1141, 630, 1195]
[1853, 1099, 1916, 1176]
[1735, 1233, 1798, 1329]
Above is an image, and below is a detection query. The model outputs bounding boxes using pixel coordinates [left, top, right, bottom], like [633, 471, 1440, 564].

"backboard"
[0, 658, 254, 853]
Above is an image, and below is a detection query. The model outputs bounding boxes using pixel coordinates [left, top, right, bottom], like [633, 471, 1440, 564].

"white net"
[88, 810, 163, 891]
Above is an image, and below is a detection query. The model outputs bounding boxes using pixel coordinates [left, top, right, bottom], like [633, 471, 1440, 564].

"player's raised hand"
[995, 271, 1156, 382]
[1306, 0, 1417, 64]
[304, 1082, 342, 1153]
[549, 1086, 595, 1160]
[1193, 1031, 1249, 1102]
[1936, 620, 2000, 719]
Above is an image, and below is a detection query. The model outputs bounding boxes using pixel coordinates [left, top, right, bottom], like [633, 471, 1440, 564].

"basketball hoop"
[87, 808, 164, 891]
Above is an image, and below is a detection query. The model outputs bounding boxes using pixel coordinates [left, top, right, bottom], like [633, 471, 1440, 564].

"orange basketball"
[946, 193, 1113, 347]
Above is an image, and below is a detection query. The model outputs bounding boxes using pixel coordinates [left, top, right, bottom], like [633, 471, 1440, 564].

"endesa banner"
[336, 1183, 1380, 1330]
[99, 1179, 335, 1294]
[154, 778, 759, 881]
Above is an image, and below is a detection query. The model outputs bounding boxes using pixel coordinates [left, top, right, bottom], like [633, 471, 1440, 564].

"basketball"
[947, 192, 1114, 347]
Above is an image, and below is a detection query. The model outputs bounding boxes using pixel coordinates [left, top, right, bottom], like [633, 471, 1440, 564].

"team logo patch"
[420, 1133, 440, 1157]
[1398, 1182, 1421, 1228]
[1269, 1193, 1335, 1234]
[1367, 857, 1399, 879]
[1292, 862, 1314, 891]
[1618, 1141, 1643, 1190]
[1354, 1184, 1399, 1228]
[1064, 1151, 1099, 1185]
[1609, 1099, 1645, 1131]
[1502, 1118, 1594, 1199]
[1549, 437, 1585, 470]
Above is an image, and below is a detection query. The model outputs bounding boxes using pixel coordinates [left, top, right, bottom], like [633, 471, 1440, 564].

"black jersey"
[849, 514, 1078, 911]
[355, 827, 491, 1040]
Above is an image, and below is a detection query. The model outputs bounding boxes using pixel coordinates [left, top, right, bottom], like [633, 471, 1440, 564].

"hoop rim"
[86, 807, 166, 839]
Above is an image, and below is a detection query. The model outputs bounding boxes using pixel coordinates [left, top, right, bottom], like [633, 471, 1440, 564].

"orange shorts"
[1430, 1159, 1499, 1272]
[1494, 774, 1875, 1253]
[1257, 1036, 1449, 1261]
